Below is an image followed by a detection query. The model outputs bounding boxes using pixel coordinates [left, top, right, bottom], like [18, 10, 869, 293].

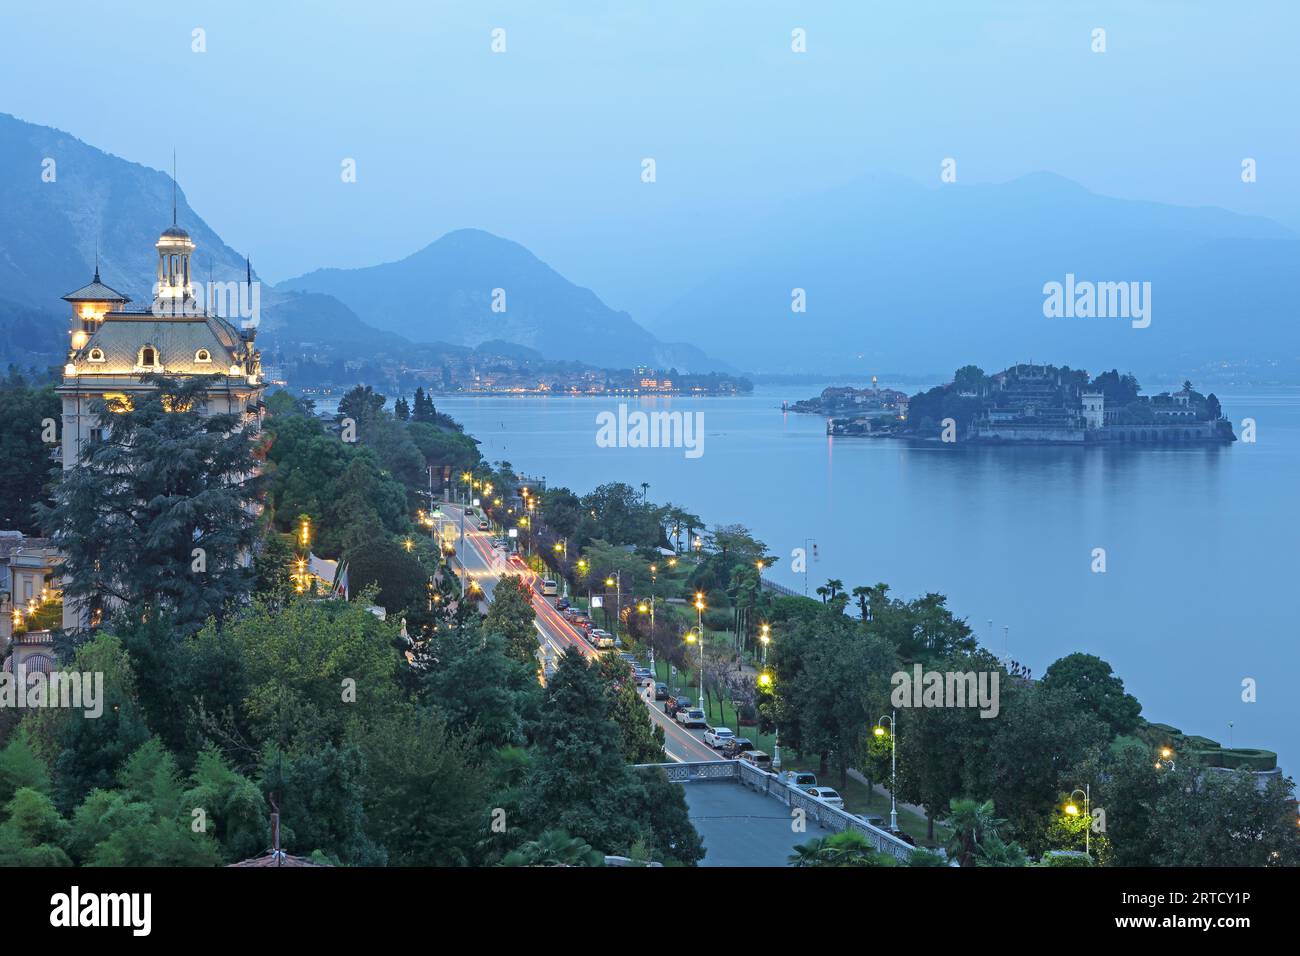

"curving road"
[439, 501, 721, 763]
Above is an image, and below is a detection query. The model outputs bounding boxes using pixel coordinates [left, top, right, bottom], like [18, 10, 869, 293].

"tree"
[484, 575, 539, 664]
[222, 596, 404, 750]
[1041, 653, 1142, 737]
[24, 633, 152, 813]
[258, 740, 385, 865]
[0, 726, 50, 806]
[954, 364, 986, 395]
[356, 705, 490, 866]
[500, 829, 604, 867]
[393, 396, 411, 421]
[1150, 768, 1300, 866]
[39, 375, 260, 633]
[182, 746, 270, 863]
[344, 537, 429, 614]
[65, 738, 223, 866]
[0, 371, 60, 534]
[520, 650, 654, 856]
[789, 829, 895, 867]
[0, 787, 72, 866]
[945, 798, 1007, 867]
[418, 624, 540, 754]
[603, 666, 666, 764]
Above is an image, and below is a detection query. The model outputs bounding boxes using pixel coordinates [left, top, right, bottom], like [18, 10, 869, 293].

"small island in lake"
[792, 363, 1236, 444]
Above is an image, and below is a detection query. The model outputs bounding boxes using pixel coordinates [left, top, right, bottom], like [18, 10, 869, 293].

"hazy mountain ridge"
[651, 172, 1300, 377]
[280, 229, 725, 371]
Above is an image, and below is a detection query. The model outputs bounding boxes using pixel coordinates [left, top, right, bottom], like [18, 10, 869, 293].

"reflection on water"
[328, 385, 1299, 772]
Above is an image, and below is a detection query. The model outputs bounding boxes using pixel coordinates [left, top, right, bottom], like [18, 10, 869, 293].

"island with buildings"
[793, 364, 1236, 444]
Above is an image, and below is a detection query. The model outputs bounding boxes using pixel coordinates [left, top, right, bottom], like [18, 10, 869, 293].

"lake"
[410, 386, 1300, 772]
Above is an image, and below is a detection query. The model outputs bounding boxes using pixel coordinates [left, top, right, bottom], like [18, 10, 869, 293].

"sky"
[2, 0, 1297, 325]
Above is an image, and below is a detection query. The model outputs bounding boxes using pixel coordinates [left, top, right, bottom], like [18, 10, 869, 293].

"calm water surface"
[419, 386, 1299, 772]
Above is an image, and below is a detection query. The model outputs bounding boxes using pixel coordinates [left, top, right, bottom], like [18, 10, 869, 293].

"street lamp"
[1065, 785, 1091, 857]
[874, 711, 898, 832]
[1156, 746, 1175, 771]
[759, 622, 770, 665]
[685, 628, 704, 711]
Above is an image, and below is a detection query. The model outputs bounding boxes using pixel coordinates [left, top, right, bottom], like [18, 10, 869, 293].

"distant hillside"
[280, 229, 724, 371]
[0, 112, 254, 307]
[651, 172, 1300, 377]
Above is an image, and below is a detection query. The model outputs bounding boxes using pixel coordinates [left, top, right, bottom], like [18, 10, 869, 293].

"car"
[805, 787, 844, 808]
[541, 578, 558, 597]
[556, 597, 570, 611]
[703, 726, 735, 748]
[781, 771, 817, 790]
[738, 750, 772, 770]
[618, 652, 637, 663]
[634, 669, 653, 687]
[508, 553, 525, 567]
[654, 682, 669, 701]
[676, 708, 707, 728]
[478, 519, 490, 531]
[590, 631, 615, 649]
[665, 696, 690, 717]
[720, 737, 755, 758]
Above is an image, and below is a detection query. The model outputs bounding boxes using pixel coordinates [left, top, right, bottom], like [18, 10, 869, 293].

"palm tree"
[500, 830, 605, 867]
[815, 584, 830, 604]
[944, 798, 1006, 867]
[825, 579, 844, 600]
[851, 585, 872, 621]
[640, 482, 650, 503]
[788, 830, 893, 867]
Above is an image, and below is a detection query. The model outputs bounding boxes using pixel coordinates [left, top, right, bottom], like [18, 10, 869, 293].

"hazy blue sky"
[3, 1, 1296, 321]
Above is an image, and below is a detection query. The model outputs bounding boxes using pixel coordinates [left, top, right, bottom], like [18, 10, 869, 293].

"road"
[438, 501, 721, 764]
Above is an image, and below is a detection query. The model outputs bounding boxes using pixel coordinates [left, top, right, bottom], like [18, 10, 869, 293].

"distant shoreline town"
[788, 364, 1236, 445]
[278, 362, 752, 400]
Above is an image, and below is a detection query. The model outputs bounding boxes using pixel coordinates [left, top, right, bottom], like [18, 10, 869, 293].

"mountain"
[650, 172, 1300, 378]
[280, 229, 723, 371]
[0, 112, 255, 309]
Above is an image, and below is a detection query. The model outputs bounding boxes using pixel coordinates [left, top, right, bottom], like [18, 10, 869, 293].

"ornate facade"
[55, 223, 266, 630]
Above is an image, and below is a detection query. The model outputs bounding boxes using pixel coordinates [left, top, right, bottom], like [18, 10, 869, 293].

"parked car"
[676, 708, 707, 728]
[478, 519, 490, 531]
[541, 578, 558, 597]
[590, 629, 615, 649]
[781, 771, 817, 790]
[805, 787, 844, 809]
[738, 750, 772, 770]
[634, 668, 653, 686]
[556, 597, 570, 611]
[720, 737, 755, 758]
[703, 726, 735, 748]
[665, 696, 691, 717]
[654, 682, 670, 701]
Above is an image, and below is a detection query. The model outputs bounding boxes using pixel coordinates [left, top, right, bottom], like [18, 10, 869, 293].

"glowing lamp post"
[874, 711, 898, 832]
[1065, 785, 1091, 857]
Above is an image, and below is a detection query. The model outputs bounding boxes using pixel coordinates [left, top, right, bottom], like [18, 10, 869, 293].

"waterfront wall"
[637, 759, 916, 863]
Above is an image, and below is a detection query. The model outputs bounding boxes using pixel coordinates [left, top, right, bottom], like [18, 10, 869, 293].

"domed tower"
[153, 224, 197, 313]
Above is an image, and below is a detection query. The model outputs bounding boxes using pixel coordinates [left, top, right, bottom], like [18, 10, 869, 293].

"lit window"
[195, 349, 211, 363]
[88, 348, 105, 363]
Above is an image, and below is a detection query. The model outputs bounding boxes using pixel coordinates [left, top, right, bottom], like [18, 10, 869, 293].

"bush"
[1041, 850, 1094, 867]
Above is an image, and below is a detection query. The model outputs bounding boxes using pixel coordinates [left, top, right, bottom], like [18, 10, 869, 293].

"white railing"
[635, 759, 915, 862]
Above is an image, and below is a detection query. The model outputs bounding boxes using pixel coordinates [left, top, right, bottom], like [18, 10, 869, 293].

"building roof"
[70, 311, 247, 376]
[62, 274, 131, 304]
[228, 850, 329, 868]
